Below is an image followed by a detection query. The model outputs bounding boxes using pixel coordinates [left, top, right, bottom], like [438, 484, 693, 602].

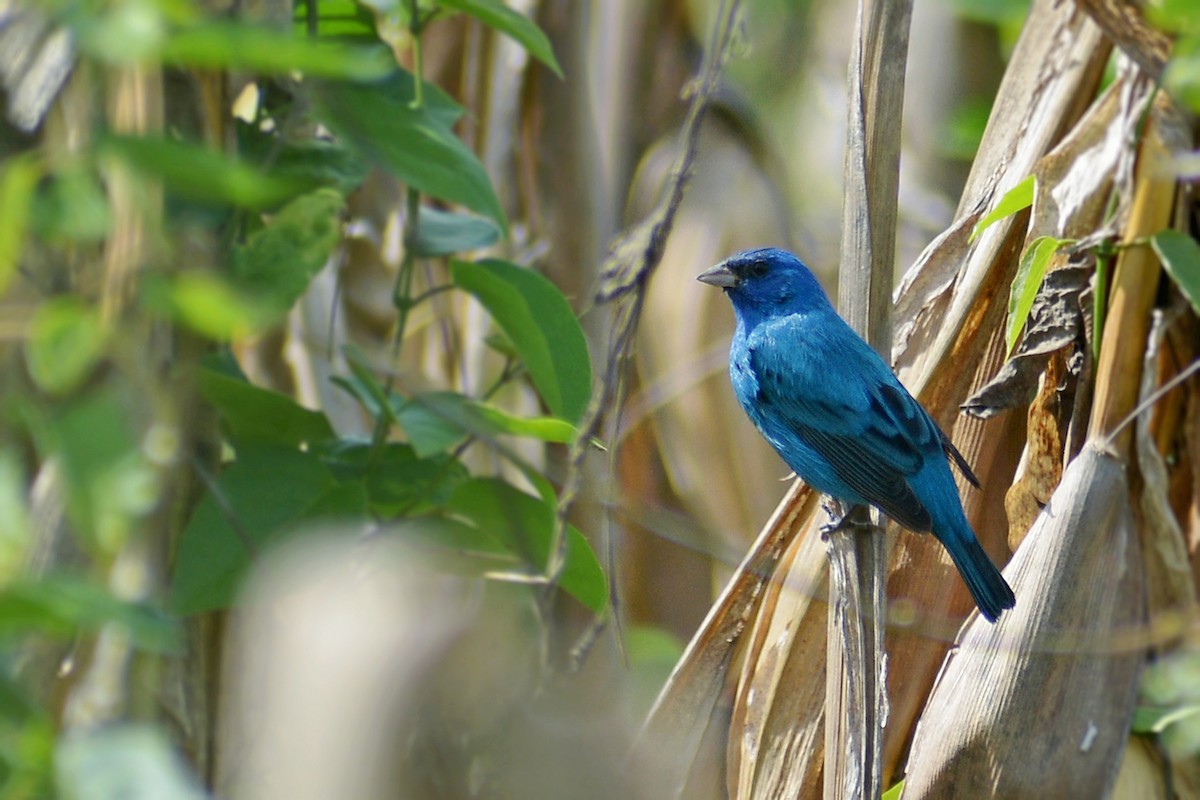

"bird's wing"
[750, 319, 942, 531]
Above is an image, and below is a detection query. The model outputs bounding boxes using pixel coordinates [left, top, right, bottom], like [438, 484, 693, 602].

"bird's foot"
[818, 501, 873, 541]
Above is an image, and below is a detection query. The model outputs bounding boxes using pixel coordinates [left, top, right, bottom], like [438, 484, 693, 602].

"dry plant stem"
[825, 0, 912, 796]
[545, 0, 742, 605]
[1075, 0, 1170, 79]
[1090, 102, 1178, 449]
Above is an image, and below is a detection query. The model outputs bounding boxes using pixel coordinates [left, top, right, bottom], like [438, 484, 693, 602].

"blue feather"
[698, 248, 1015, 621]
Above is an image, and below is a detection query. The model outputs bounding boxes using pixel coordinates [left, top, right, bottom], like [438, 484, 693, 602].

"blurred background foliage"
[0, 0, 1197, 797]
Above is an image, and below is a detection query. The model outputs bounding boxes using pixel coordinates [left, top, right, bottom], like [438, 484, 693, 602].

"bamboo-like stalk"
[825, 0, 912, 796]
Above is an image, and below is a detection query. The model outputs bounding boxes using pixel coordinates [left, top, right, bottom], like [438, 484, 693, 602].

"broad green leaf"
[383, 516, 522, 578]
[1151, 229, 1200, 316]
[25, 298, 107, 395]
[445, 477, 607, 612]
[231, 188, 345, 313]
[198, 368, 335, 447]
[312, 72, 506, 230]
[1005, 236, 1066, 355]
[438, 0, 562, 77]
[56, 725, 207, 800]
[971, 174, 1035, 242]
[0, 153, 41, 294]
[0, 576, 180, 653]
[162, 22, 393, 79]
[101, 135, 311, 210]
[413, 206, 501, 256]
[141, 271, 274, 340]
[172, 445, 347, 614]
[319, 440, 467, 515]
[452, 259, 592, 422]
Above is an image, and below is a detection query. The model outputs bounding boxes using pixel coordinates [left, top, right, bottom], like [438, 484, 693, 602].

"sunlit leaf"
[231, 188, 345, 313]
[438, 0, 562, 77]
[0, 154, 41, 294]
[162, 22, 393, 79]
[1005, 236, 1066, 355]
[141, 271, 274, 341]
[101, 135, 311, 210]
[445, 478, 607, 612]
[452, 259, 591, 422]
[1151, 229, 1200, 316]
[25, 298, 107, 396]
[971, 174, 1035, 242]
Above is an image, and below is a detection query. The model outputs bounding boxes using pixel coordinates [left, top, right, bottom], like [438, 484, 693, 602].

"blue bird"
[698, 247, 1015, 622]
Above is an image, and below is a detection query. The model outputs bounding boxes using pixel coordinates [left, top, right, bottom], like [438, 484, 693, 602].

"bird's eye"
[745, 260, 769, 278]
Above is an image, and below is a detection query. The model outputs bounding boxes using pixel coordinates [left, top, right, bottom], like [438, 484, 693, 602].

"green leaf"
[243, 137, 369, 194]
[1151, 229, 1200, 316]
[25, 298, 107, 396]
[383, 516, 521, 576]
[312, 71, 507, 231]
[413, 206, 502, 256]
[1165, 35, 1200, 114]
[231, 188, 345, 313]
[0, 577, 180, 653]
[1005, 236, 1066, 355]
[451, 259, 591, 422]
[971, 174, 1035, 242]
[294, 0, 378, 39]
[336, 344, 401, 425]
[198, 368, 335, 447]
[0, 153, 41, 294]
[445, 478, 607, 612]
[881, 779, 905, 800]
[172, 445, 351, 614]
[101, 135, 312, 210]
[32, 392, 156, 555]
[161, 22, 393, 79]
[30, 166, 111, 243]
[395, 391, 576, 456]
[437, 0, 562, 77]
[319, 440, 467, 515]
[141, 271, 275, 340]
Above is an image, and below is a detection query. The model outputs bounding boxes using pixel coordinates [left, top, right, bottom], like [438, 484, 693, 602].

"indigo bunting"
[698, 248, 1015, 622]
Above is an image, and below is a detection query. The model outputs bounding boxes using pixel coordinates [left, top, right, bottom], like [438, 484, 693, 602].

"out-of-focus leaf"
[437, 0, 562, 77]
[312, 71, 506, 230]
[1151, 229, 1200, 315]
[445, 477, 607, 612]
[0, 576, 180, 653]
[255, 138, 370, 194]
[971, 173, 1035, 242]
[172, 445, 356, 614]
[161, 22, 393, 79]
[198, 368, 335, 447]
[55, 725, 207, 800]
[452, 259, 591, 422]
[30, 166, 110, 243]
[34, 392, 156, 555]
[1164, 35, 1200, 115]
[294, 0, 377, 39]
[25, 298, 107, 395]
[0, 451, 31, 582]
[319, 440, 467, 515]
[101, 135, 311, 210]
[0, 153, 41, 293]
[231, 188, 345, 313]
[1147, 0, 1200, 35]
[73, 0, 166, 64]
[1006, 236, 1068, 355]
[141, 271, 274, 340]
[412, 206, 501, 256]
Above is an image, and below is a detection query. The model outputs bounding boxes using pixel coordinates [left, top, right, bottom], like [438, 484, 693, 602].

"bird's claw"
[818, 501, 872, 540]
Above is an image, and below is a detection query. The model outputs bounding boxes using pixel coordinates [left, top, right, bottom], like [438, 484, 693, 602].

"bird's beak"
[697, 263, 738, 288]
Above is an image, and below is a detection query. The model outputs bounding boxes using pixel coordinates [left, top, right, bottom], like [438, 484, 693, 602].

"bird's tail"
[943, 534, 1016, 622]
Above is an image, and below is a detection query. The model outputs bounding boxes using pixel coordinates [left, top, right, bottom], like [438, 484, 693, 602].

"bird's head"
[697, 248, 829, 321]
